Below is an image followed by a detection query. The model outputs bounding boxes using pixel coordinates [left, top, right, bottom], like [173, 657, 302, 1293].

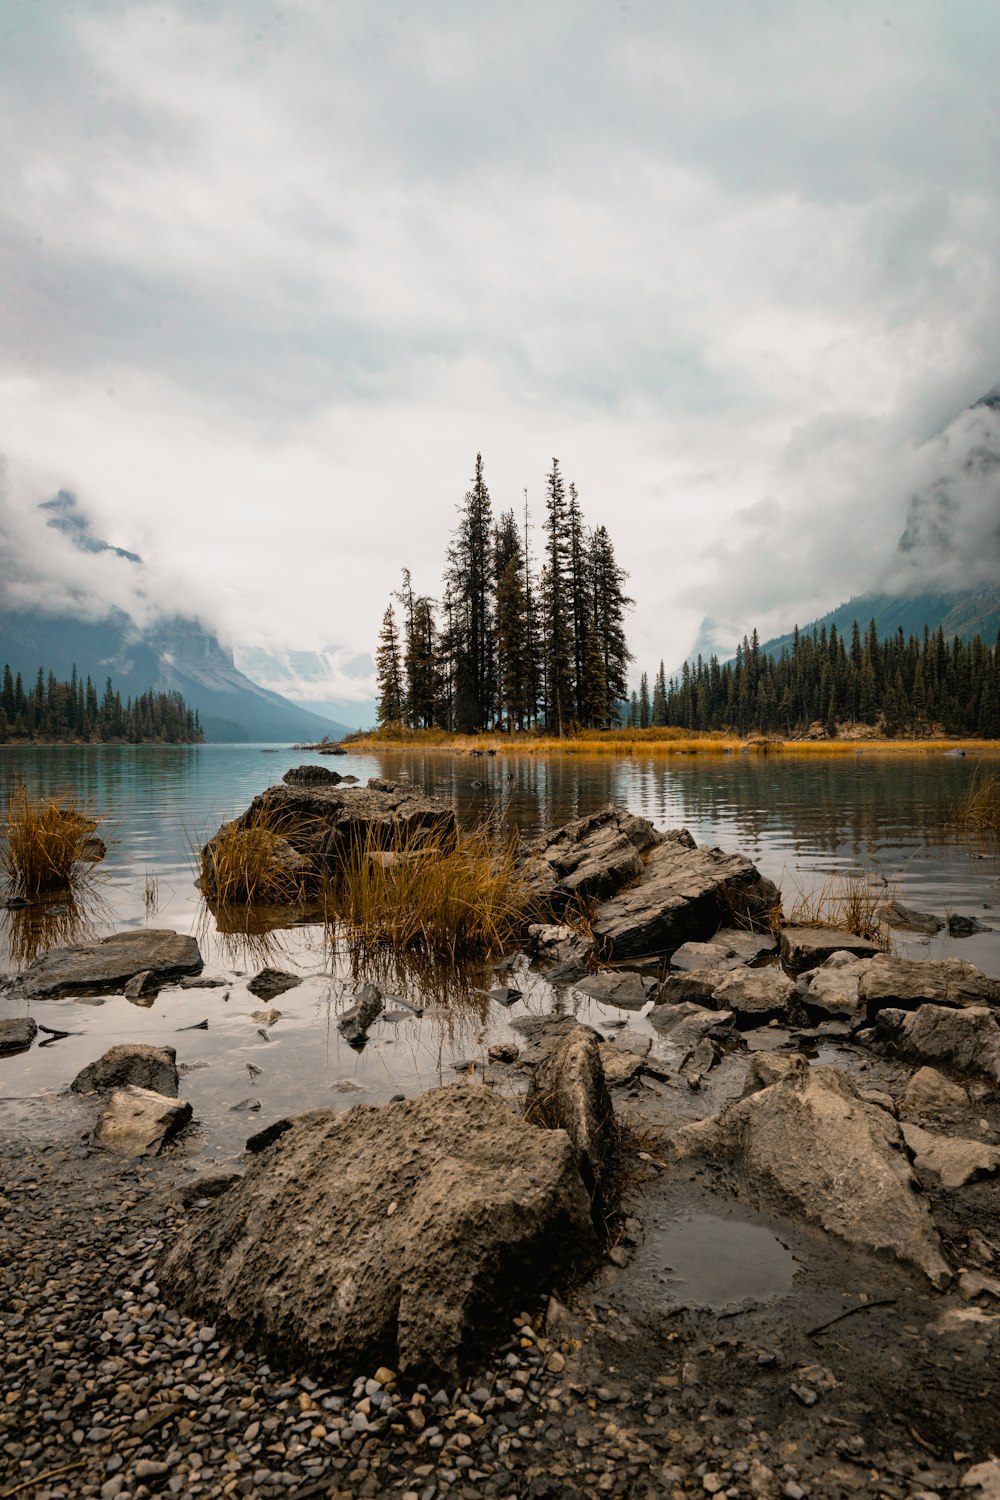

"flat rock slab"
[675, 1059, 950, 1287]
[158, 1086, 596, 1382]
[573, 971, 658, 1009]
[780, 927, 883, 971]
[248, 968, 303, 1001]
[656, 968, 736, 1007]
[709, 968, 804, 1027]
[868, 1005, 1000, 1086]
[592, 842, 778, 962]
[11, 930, 203, 1000]
[94, 1085, 192, 1157]
[669, 941, 744, 974]
[859, 956, 1000, 1017]
[901, 1123, 1000, 1189]
[72, 1044, 179, 1097]
[0, 1016, 37, 1052]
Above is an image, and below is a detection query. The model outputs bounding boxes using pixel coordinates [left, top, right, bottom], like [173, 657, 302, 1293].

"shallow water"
[1, 743, 998, 1160]
[642, 1211, 798, 1310]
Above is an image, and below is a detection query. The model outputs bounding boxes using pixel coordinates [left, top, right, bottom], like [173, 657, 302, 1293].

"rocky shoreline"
[4, 785, 1000, 1498]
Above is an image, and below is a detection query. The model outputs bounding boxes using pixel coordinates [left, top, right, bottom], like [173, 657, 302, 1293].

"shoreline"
[339, 730, 1000, 759]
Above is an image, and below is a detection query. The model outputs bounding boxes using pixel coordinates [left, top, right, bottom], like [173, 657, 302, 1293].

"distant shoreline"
[341, 728, 1000, 758]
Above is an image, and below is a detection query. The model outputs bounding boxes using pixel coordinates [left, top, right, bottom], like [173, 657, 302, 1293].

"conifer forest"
[0, 665, 203, 744]
[375, 455, 633, 734]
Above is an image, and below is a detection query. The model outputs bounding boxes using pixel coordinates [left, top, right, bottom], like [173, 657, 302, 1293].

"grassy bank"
[340, 726, 1000, 758]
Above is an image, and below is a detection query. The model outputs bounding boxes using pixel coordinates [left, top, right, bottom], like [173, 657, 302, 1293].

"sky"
[2, 0, 999, 707]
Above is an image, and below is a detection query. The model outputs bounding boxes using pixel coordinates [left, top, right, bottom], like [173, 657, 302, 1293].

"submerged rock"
[159, 1086, 597, 1381]
[248, 968, 302, 1001]
[674, 1058, 950, 1287]
[11, 930, 203, 1000]
[94, 1085, 192, 1157]
[337, 982, 384, 1047]
[71, 1043, 180, 1098]
[881, 900, 944, 935]
[592, 842, 778, 962]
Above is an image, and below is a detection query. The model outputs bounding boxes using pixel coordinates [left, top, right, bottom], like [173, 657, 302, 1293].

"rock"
[94, 1085, 193, 1157]
[779, 927, 883, 971]
[714, 927, 778, 960]
[518, 805, 661, 913]
[245, 1118, 295, 1153]
[159, 1086, 597, 1381]
[646, 1002, 741, 1079]
[573, 971, 658, 1009]
[881, 900, 944, 935]
[202, 782, 456, 898]
[868, 1004, 1000, 1086]
[593, 842, 779, 962]
[180, 1172, 239, 1207]
[708, 968, 803, 1027]
[338, 982, 384, 1047]
[675, 1058, 950, 1287]
[614, 1028, 652, 1058]
[669, 940, 744, 973]
[122, 968, 161, 1001]
[901, 1065, 969, 1119]
[0, 1016, 37, 1052]
[859, 955, 1000, 1017]
[599, 1045, 644, 1087]
[248, 968, 303, 1001]
[488, 1042, 519, 1065]
[961, 1459, 1000, 1499]
[486, 985, 522, 1007]
[527, 923, 595, 980]
[177, 974, 228, 988]
[656, 968, 736, 1006]
[282, 764, 344, 785]
[71, 1044, 180, 1097]
[796, 953, 872, 1021]
[949, 913, 992, 937]
[901, 1122, 1000, 1189]
[527, 1026, 618, 1216]
[249, 1007, 282, 1026]
[11, 929, 203, 1000]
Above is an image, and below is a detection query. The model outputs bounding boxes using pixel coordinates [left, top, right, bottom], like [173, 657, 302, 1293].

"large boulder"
[71, 1043, 179, 1097]
[94, 1086, 192, 1157]
[526, 1025, 618, 1216]
[201, 781, 456, 898]
[868, 1005, 1000, 1086]
[11, 930, 203, 1000]
[591, 841, 778, 962]
[158, 1086, 597, 1381]
[859, 956, 1000, 1018]
[0, 1016, 37, 1053]
[674, 1059, 950, 1287]
[518, 805, 662, 913]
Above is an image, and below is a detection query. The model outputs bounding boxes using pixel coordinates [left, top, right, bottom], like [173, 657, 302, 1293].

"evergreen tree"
[375, 606, 405, 725]
[445, 453, 495, 731]
[540, 458, 574, 735]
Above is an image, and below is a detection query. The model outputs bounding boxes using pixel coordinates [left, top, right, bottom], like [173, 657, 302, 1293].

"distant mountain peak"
[40, 490, 142, 564]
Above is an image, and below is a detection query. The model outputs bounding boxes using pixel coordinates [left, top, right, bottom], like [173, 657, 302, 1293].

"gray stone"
[122, 968, 160, 1000]
[593, 841, 779, 962]
[526, 1025, 618, 1216]
[94, 1085, 193, 1157]
[869, 1004, 1000, 1086]
[949, 913, 992, 937]
[713, 927, 778, 960]
[901, 1122, 1000, 1189]
[614, 1028, 652, 1058]
[676, 1058, 950, 1287]
[282, 764, 344, 785]
[71, 1043, 180, 1097]
[599, 1044, 645, 1087]
[12, 929, 203, 1000]
[646, 1002, 741, 1078]
[797, 953, 872, 1021]
[159, 1085, 596, 1381]
[338, 982, 384, 1047]
[779, 926, 883, 971]
[248, 968, 303, 1001]
[573, 970, 658, 1009]
[859, 955, 1000, 1016]
[518, 804, 661, 913]
[900, 1065, 969, 1119]
[708, 967, 803, 1026]
[656, 968, 735, 1006]
[881, 900, 944, 935]
[669, 940, 743, 973]
[0, 1015, 37, 1052]
[527, 923, 595, 980]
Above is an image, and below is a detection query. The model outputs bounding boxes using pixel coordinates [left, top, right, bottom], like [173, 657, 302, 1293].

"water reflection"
[1, 887, 114, 968]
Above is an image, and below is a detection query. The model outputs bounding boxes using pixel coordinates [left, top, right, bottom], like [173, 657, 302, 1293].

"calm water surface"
[2, 743, 998, 1160]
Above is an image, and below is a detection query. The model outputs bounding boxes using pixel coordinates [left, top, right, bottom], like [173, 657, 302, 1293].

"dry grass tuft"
[199, 799, 319, 906]
[786, 867, 894, 946]
[948, 769, 1000, 839]
[1, 785, 104, 899]
[326, 822, 537, 963]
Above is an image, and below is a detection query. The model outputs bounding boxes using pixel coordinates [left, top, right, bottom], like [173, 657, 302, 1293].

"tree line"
[0, 665, 203, 744]
[376, 455, 633, 734]
[630, 621, 1000, 738]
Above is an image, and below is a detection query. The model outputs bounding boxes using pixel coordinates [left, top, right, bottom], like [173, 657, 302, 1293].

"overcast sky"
[2, 0, 999, 698]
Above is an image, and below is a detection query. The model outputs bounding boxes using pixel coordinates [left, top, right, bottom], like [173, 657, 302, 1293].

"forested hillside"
[375, 456, 632, 734]
[0, 665, 203, 744]
[634, 622, 999, 738]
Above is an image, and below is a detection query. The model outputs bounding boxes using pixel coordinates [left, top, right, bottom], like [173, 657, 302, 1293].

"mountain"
[234, 645, 377, 732]
[0, 495, 352, 743]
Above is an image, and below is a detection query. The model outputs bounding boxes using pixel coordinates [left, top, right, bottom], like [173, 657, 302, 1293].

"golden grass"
[343, 727, 1000, 760]
[325, 822, 537, 963]
[947, 768, 1000, 839]
[0, 785, 104, 899]
[785, 867, 895, 946]
[198, 799, 321, 906]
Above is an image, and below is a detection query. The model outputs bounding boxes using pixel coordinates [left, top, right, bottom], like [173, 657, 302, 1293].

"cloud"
[1, 1, 999, 677]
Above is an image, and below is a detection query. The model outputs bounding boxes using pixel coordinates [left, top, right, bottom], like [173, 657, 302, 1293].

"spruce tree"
[375, 605, 405, 726]
[540, 458, 574, 735]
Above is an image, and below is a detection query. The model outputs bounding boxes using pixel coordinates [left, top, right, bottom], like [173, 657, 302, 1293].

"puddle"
[646, 1212, 797, 1310]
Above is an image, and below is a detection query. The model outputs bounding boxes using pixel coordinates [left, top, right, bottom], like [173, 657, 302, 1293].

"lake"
[2, 743, 998, 1161]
